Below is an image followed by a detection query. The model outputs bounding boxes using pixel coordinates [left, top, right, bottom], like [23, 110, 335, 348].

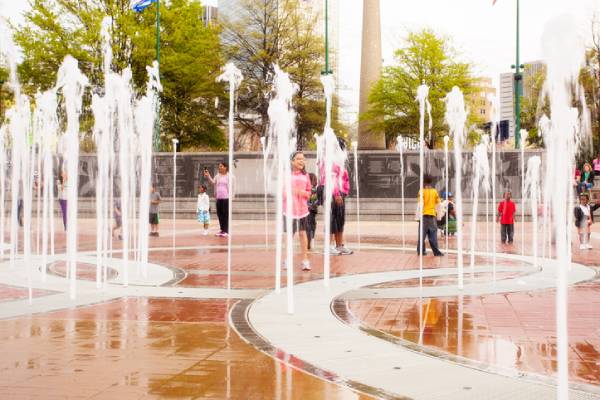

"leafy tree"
[520, 64, 548, 148]
[363, 29, 476, 149]
[0, 65, 9, 125]
[581, 15, 600, 155]
[12, 0, 224, 150]
[224, 0, 342, 150]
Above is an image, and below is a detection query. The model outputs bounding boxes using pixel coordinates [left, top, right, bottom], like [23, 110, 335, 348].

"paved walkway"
[0, 218, 600, 399]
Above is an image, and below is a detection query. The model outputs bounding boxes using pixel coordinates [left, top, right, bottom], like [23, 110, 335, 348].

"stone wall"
[17, 150, 545, 200]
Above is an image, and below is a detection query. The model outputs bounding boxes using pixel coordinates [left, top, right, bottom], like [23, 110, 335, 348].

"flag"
[131, 0, 157, 13]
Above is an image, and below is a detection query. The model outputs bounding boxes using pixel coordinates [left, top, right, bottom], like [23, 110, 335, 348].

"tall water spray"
[443, 135, 449, 254]
[266, 65, 297, 311]
[135, 61, 162, 278]
[445, 87, 467, 289]
[470, 139, 491, 270]
[519, 130, 527, 259]
[416, 83, 432, 284]
[113, 67, 136, 288]
[317, 74, 346, 287]
[524, 156, 541, 268]
[260, 137, 269, 248]
[351, 141, 360, 250]
[172, 138, 178, 255]
[92, 18, 115, 288]
[55, 56, 89, 299]
[218, 62, 243, 291]
[34, 91, 59, 282]
[1, 22, 34, 302]
[92, 19, 162, 287]
[539, 114, 552, 260]
[395, 136, 406, 250]
[541, 15, 588, 399]
[489, 95, 499, 282]
[0, 123, 6, 259]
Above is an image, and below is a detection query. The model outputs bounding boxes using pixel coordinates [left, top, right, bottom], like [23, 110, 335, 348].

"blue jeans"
[578, 182, 592, 194]
[417, 216, 443, 255]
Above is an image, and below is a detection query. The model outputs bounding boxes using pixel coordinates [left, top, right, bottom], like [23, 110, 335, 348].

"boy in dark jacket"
[574, 193, 600, 250]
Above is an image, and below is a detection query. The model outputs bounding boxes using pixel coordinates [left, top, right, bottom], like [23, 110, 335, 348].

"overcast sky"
[2, 0, 599, 120]
[337, 0, 600, 121]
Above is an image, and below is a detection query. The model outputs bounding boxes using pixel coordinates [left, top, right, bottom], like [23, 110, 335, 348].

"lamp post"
[322, 0, 333, 76]
[512, 0, 524, 149]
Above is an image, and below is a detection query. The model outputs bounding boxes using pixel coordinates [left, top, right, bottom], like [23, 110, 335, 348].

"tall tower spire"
[358, 0, 384, 149]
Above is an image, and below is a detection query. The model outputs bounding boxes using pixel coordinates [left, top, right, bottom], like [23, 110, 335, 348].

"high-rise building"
[499, 72, 515, 137]
[499, 60, 546, 138]
[469, 77, 496, 124]
[202, 0, 219, 25]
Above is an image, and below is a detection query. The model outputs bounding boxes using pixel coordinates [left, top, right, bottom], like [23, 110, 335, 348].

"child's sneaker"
[301, 260, 311, 271]
[580, 243, 587, 250]
[215, 231, 223, 237]
[337, 245, 353, 255]
[587, 243, 593, 250]
[203, 230, 209, 236]
[327, 246, 341, 256]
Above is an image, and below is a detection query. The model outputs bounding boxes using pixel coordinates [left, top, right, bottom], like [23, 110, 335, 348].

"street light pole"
[512, 0, 523, 149]
[323, 0, 332, 76]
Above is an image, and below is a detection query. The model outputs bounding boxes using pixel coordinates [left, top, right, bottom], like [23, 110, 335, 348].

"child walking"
[112, 199, 122, 240]
[283, 151, 312, 271]
[416, 174, 443, 256]
[574, 193, 600, 250]
[497, 191, 517, 244]
[196, 185, 210, 235]
[149, 184, 161, 237]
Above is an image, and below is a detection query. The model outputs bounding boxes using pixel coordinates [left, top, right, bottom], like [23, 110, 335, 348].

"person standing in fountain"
[416, 174, 443, 256]
[574, 193, 600, 250]
[321, 138, 353, 256]
[497, 191, 516, 244]
[204, 163, 234, 238]
[149, 184, 161, 237]
[306, 173, 319, 250]
[57, 169, 68, 230]
[283, 152, 312, 271]
[196, 184, 210, 236]
[113, 199, 122, 240]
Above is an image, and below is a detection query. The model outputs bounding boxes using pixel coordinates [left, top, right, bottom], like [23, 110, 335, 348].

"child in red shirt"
[497, 191, 517, 244]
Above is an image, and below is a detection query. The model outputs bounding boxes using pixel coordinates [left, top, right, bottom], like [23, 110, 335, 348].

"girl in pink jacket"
[283, 151, 312, 271]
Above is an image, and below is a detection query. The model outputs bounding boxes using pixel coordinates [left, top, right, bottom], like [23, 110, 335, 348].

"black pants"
[306, 211, 317, 249]
[17, 200, 23, 227]
[501, 223, 514, 243]
[416, 216, 442, 256]
[216, 199, 229, 233]
[330, 197, 346, 234]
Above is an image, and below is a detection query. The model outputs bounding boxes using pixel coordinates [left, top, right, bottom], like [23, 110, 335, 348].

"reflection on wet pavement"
[0, 283, 58, 303]
[0, 298, 372, 399]
[343, 278, 600, 386]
